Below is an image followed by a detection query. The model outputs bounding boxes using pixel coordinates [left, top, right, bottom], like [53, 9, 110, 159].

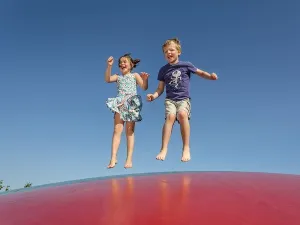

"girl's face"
[163, 41, 181, 64]
[119, 57, 132, 75]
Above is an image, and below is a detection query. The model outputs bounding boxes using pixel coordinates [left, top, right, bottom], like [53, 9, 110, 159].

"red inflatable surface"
[1, 172, 300, 225]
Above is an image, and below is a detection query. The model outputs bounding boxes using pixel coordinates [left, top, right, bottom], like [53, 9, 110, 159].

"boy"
[147, 38, 218, 162]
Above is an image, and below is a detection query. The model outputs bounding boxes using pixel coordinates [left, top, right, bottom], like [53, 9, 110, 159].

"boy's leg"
[156, 99, 176, 160]
[125, 121, 135, 168]
[177, 99, 191, 162]
[108, 113, 124, 168]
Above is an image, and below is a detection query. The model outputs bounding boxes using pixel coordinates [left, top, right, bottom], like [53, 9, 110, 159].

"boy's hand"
[140, 72, 149, 79]
[147, 94, 155, 102]
[107, 56, 114, 66]
[211, 73, 218, 80]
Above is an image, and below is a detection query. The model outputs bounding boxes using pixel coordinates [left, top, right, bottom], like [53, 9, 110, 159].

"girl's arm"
[105, 56, 118, 83]
[105, 66, 118, 83]
[135, 72, 149, 90]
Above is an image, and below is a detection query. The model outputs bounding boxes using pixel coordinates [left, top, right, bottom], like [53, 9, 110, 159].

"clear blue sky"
[1, 0, 299, 190]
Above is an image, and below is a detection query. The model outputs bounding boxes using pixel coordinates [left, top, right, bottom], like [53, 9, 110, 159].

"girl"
[105, 53, 149, 169]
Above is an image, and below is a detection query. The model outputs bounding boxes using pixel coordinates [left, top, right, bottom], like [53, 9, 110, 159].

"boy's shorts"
[165, 98, 191, 122]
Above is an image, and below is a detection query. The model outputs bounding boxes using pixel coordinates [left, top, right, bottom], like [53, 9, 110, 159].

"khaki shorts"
[165, 98, 191, 122]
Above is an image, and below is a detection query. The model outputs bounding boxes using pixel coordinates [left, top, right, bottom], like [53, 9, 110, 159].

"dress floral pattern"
[106, 73, 143, 122]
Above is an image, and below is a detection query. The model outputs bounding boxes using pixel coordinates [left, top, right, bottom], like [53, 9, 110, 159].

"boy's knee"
[165, 99, 176, 120]
[177, 110, 188, 122]
[166, 113, 176, 123]
[177, 99, 191, 122]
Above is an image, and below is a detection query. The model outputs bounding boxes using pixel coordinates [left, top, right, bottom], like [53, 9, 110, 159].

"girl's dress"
[106, 73, 143, 122]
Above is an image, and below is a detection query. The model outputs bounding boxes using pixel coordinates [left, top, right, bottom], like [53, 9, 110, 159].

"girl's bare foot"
[156, 148, 168, 161]
[124, 160, 132, 169]
[181, 147, 191, 162]
[107, 159, 117, 168]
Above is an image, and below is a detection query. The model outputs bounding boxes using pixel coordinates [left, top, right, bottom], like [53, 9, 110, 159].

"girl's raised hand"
[107, 56, 114, 66]
[140, 72, 149, 79]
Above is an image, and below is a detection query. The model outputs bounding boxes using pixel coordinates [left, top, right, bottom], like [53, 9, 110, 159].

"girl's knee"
[126, 122, 135, 135]
[114, 124, 123, 135]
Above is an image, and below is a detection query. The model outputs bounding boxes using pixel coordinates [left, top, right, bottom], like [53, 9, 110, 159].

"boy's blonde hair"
[162, 38, 182, 53]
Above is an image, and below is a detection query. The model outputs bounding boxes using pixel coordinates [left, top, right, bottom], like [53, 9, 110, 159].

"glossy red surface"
[1, 172, 300, 225]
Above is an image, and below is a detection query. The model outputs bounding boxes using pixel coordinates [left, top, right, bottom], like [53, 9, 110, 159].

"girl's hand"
[211, 73, 218, 80]
[107, 56, 114, 66]
[140, 72, 149, 79]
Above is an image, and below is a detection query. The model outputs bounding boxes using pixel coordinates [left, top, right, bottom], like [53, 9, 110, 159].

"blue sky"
[1, 0, 299, 190]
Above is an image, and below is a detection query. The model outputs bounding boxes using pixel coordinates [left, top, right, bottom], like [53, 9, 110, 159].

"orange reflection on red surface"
[159, 177, 169, 216]
[158, 175, 191, 224]
[105, 177, 135, 225]
[178, 175, 191, 222]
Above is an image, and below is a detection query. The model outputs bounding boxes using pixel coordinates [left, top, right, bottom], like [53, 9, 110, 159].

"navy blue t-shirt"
[157, 61, 197, 101]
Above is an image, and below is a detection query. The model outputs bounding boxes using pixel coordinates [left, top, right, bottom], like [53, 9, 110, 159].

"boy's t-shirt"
[157, 61, 197, 101]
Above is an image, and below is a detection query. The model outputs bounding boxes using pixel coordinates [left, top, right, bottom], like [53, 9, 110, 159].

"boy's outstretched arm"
[147, 81, 165, 101]
[195, 69, 218, 80]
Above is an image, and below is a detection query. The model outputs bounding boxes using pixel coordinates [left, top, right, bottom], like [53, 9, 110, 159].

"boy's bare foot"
[181, 147, 191, 162]
[124, 160, 132, 169]
[156, 148, 168, 161]
[107, 159, 117, 168]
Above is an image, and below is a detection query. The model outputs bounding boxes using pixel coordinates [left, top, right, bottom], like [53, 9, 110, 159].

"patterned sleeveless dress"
[106, 73, 143, 122]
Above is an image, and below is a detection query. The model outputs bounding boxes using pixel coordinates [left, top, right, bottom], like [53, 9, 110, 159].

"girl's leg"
[108, 113, 124, 168]
[124, 121, 135, 168]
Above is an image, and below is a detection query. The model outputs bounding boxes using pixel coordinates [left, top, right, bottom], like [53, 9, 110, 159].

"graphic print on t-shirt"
[168, 69, 182, 90]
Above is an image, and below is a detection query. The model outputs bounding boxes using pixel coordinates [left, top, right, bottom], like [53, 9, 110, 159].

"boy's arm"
[147, 67, 165, 101]
[195, 69, 218, 80]
[105, 65, 118, 83]
[150, 81, 165, 100]
[154, 81, 165, 98]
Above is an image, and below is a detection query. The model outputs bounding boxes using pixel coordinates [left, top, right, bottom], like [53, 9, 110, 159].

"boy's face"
[119, 57, 132, 74]
[163, 41, 181, 64]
